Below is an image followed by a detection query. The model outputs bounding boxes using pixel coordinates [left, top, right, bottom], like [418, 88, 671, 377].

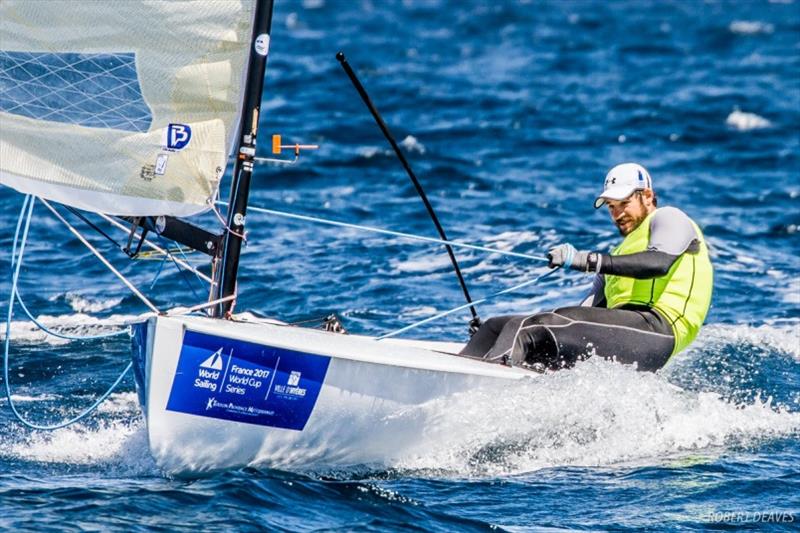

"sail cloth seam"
[227, 2, 263, 158]
[4, 196, 132, 431]
[236, 203, 550, 263]
[376, 268, 560, 340]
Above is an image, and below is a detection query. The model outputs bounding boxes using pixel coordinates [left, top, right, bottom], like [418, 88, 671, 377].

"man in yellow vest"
[460, 163, 713, 372]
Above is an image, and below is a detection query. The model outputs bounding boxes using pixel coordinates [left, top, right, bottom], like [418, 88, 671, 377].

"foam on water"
[8, 393, 57, 402]
[729, 21, 776, 35]
[398, 135, 426, 155]
[388, 357, 799, 478]
[725, 109, 772, 131]
[391, 253, 454, 274]
[2, 312, 141, 345]
[1, 392, 155, 475]
[694, 321, 800, 361]
[60, 292, 124, 314]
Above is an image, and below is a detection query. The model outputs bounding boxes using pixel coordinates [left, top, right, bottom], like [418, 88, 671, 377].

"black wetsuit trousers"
[459, 305, 675, 372]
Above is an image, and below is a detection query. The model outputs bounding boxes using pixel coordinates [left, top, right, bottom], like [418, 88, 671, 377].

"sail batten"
[0, 1, 258, 217]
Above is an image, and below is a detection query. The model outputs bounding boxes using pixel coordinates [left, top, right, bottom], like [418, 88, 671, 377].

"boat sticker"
[254, 33, 270, 56]
[162, 123, 192, 151]
[165, 330, 331, 430]
[130, 322, 149, 410]
[154, 154, 168, 175]
[140, 164, 155, 182]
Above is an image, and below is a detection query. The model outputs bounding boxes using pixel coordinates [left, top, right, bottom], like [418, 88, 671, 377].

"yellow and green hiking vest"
[604, 210, 713, 355]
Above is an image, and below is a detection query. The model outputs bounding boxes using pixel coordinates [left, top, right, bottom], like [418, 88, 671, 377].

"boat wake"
[388, 356, 798, 478]
[2, 321, 797, 479]
[1, 392, 155, 476]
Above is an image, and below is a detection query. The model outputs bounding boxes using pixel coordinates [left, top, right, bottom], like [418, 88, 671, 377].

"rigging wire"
[236, 203, 549, 263]
[152, 234, 205, 302]
[376, 267, 560, 340]
[63, 205, 125, 250]
[4, 196, 132, 431]
[231, 202, 558, 339]
[97, 212, 214, 285]
[209, 199, 246, 240]
[40, 199, 161, 315]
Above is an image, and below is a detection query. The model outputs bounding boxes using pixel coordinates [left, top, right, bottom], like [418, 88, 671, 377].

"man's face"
[605, 190, 655, 236]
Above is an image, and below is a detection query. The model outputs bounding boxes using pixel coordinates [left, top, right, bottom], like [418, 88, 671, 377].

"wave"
[694, 321, 800, 361]
[55, 292, 124, 314]
[381, 358, 799, 477]
[2, 312, 142, 345]
[726, 109, 772, 131]
[729, 21, 775, 35]
[1, 392, 156, 475]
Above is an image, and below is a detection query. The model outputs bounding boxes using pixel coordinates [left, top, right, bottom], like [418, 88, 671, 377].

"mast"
[211, 0, 275, 318]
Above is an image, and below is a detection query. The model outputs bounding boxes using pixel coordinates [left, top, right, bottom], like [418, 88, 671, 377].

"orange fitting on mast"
[270, 134, 319, 155]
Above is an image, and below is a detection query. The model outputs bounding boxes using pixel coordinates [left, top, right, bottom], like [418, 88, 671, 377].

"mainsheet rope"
[237, 202, 560, 339]
[226, 202, 550, 263]
[377, 267, 560, 340]
[4, 196, 132, 430]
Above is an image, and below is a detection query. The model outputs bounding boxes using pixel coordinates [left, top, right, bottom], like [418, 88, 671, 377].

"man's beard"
[615, 197, 647, 236]
[615, 213, 646, 236]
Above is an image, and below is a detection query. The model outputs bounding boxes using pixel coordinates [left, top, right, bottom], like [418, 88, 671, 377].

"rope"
[4, 196, 132, 430]
[210, 200, 246, 240]
[64, 205, 124, 250]
[377, 267, 560, 340]
[40, 199, 161, 314]
[149, 252, 169, 289]
[229, 202, 564, 339]
[234, 203, 549, 263]
[96, 212, 214, 285]
[154, 234, 204, 301]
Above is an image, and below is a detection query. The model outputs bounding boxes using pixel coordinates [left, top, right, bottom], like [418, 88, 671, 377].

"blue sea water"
[2, 0, 799, 530]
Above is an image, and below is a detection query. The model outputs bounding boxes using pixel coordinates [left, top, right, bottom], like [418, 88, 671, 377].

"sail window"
[0, 50, 153, 132]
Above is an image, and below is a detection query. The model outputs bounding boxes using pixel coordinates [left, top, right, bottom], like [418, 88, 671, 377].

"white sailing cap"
[594, 163, 653, 209]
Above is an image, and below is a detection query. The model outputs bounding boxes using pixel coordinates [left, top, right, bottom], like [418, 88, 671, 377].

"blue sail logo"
[165, 123, 192, 151]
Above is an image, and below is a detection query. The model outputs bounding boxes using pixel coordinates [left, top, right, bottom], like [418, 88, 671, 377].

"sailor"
[460, 163, 713, 372]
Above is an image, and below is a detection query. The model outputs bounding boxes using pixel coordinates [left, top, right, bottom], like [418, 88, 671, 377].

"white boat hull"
[132, 315, 534, 475]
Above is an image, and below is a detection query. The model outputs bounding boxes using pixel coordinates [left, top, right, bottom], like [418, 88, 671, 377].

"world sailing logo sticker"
[166, 330, 331, 430]
[254, 34, 270, 56]
[199, 348, 225, 370]
[163, 123, 192, 151]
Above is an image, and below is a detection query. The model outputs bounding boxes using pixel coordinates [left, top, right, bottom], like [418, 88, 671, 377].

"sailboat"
[1, 0, 540, 474]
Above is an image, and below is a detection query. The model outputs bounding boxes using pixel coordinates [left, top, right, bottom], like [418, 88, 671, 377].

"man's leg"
[512, 306, 675, 371]
[459, 315, 527, 360]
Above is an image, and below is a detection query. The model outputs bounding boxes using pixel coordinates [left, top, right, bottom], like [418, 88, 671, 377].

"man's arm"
[549, 207, 700, 279]
[596, 250, 677, 279]
[595, 207, 699, 279]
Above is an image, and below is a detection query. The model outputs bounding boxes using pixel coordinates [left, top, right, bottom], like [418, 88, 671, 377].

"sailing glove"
[547, 243, 600, 272]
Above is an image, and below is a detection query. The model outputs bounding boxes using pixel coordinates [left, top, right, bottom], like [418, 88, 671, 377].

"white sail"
[0, 1, 259, 216]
